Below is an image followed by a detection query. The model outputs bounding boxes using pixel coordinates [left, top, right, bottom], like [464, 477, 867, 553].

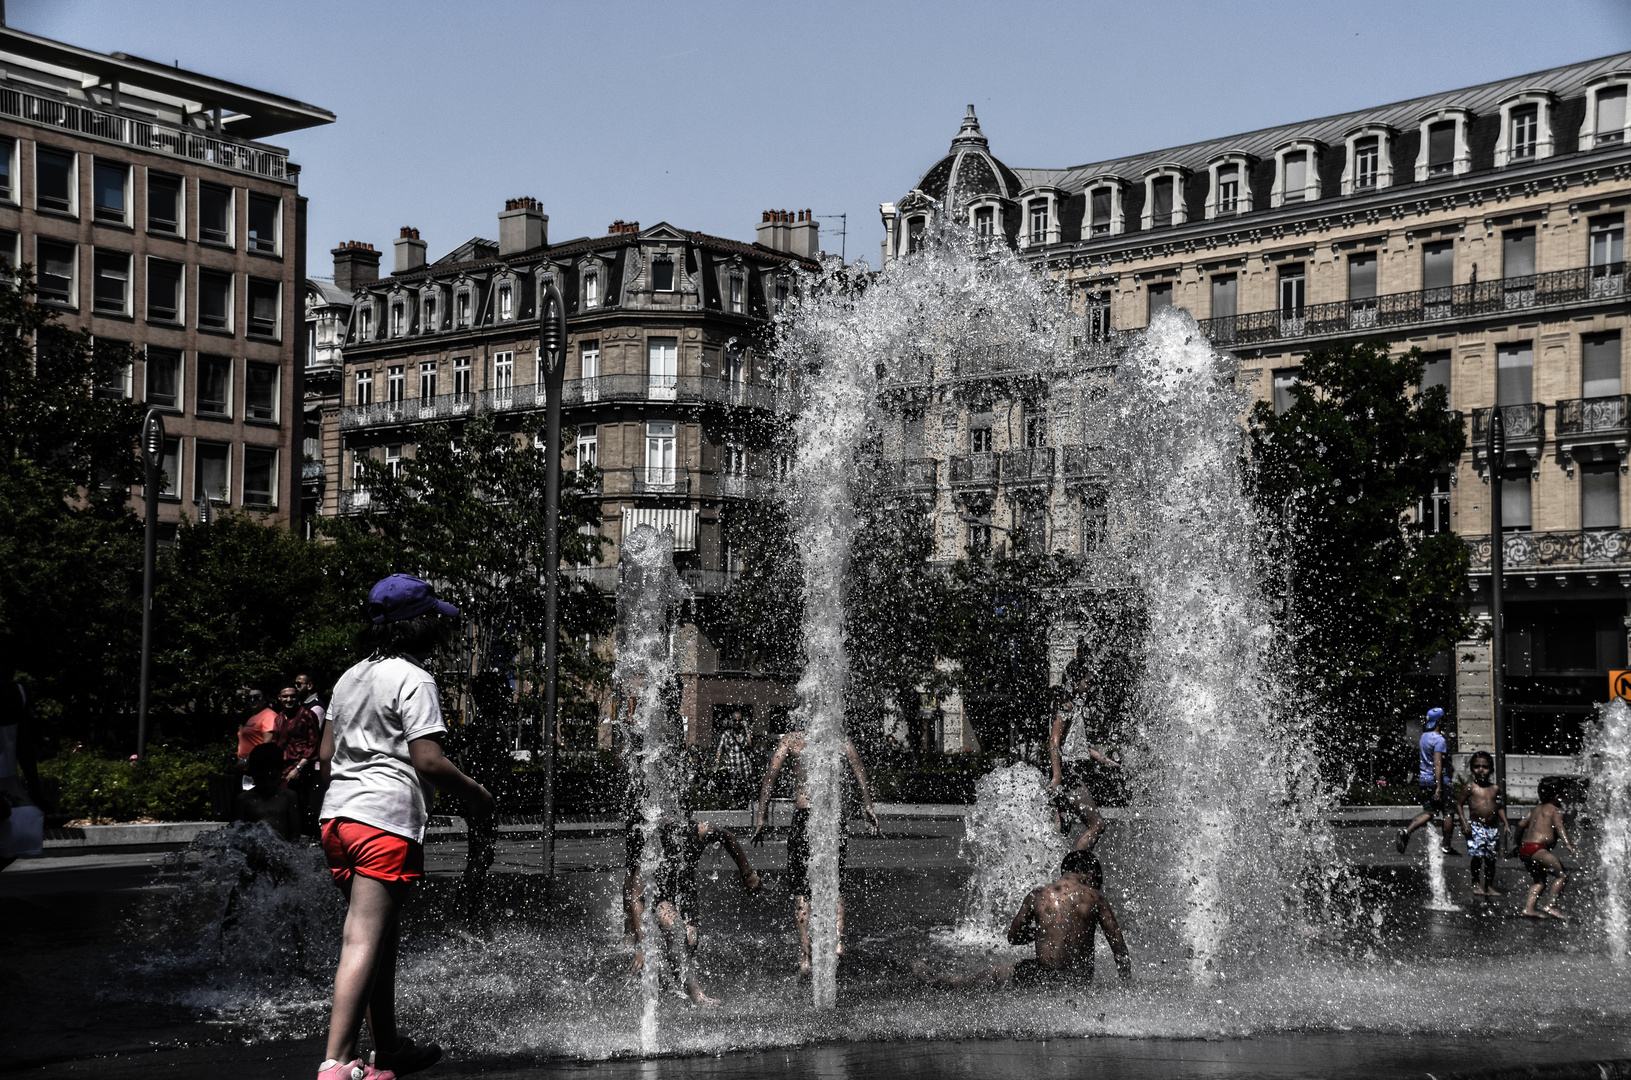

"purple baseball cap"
[367, 574, 459, 624]
[1425, 707, 1445, 729]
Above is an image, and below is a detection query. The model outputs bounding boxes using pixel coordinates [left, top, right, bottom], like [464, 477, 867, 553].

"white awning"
[622, 507, 698, 552]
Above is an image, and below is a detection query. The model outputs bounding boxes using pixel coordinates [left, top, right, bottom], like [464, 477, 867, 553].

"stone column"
[1455, 611, 1495, 752]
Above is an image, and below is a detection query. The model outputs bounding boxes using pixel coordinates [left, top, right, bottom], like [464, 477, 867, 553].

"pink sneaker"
[361, 1066, 397, 1080]
[317, 1060, 364, 1080]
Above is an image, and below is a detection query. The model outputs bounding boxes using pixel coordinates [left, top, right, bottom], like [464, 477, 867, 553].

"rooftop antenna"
[817, 213, 847, 263]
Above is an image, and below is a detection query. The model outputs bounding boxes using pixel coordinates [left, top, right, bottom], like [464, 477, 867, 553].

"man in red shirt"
[272, 685, 321, 784]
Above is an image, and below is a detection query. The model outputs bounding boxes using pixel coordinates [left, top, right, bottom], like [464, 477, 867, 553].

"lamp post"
[136, 410, 165, 762]
[1487, 403, 1507, 790]
[538, 275, 567, 882]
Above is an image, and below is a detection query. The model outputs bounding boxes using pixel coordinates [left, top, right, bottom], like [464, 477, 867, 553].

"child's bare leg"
[794, 894, 812, 978]
[1522, 877, 1545, 915]
[364, 903, 402, 1056]
[1469, 859, 1485, 895]
[324, 876, 400, 1065]
[1543, 865, 1568, 918]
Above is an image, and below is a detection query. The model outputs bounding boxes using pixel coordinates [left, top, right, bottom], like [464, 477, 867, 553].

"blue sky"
[13, 1, 1631, 271]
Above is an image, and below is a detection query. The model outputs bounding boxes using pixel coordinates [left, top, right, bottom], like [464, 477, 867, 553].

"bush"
[39, 744, 233, 823]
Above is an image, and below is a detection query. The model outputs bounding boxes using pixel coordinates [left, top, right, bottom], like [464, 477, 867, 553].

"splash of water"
[1424, 838, 1462, 912]
[951, 763, 1067, 946]
[1106, 307, 1328, 981]
[1586, 697, 1631, 959]
[613, 523, 687, 1047]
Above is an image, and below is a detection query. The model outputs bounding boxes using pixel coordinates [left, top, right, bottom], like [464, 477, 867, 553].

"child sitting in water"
[1513, 777, 1577, 920]
[234, 743, 301, 842]
[1456, 751, 1511, 897]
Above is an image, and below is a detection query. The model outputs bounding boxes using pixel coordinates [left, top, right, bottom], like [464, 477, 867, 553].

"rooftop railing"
[0, 85, 288, 180]
[1200, 263, 1626, 348]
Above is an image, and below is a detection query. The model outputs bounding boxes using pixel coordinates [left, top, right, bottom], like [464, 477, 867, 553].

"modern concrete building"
[882, 53, 1631, 784]
[0, 26, 334, 533]
[317, 203, 818, 748]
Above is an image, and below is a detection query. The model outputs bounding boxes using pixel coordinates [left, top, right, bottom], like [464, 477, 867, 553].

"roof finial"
[952, 104, 987, 148]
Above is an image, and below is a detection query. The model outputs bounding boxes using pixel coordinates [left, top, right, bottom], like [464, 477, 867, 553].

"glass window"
[243, 447, 277, 507]
[246, 194, 278, 253]
[355, 370, 373, 406]
[1422, 240, 1455, 292]
[148, 172, 181, 235]
[1503, 228, 1536, 279]
[357, 304, 373, 341]
[92, 249, 129, 314]
[0, 228, 14, 275]
[1420, 472, 1452, 534]
[1216, 165, 1239, 214]
[645, 420, 677, 483]
[1081, 487, 1108, 553]
[975, 206, 994, 237]
[1278, 264, 1305, 315]
[498, 282, 513, 318]
[36, 147, 73, 214]
[453, 357, 471, 396]
[1282, 152, 1307, 200]
[1086, 289, 1111, 339]
[1597, 85, 1627, 145]
[1272, 369, 1299, 414]
[907, 217, 925, 253]
[580, 341, 599, 379]
[1501, 476, 1532, 531]
[144, 347, 182, 409]
[245, 362, 278, 421]
[1427, 121, 1457, 175]
[493, 351, 514, 391]
[1149, 179, 1173, 226]
[195, 441, 230, 504]
[648, 337, 678, 399]
[198, 270, 232, 331]
[0, 137, 14, 201]
[247, 278, 280, 338]
[1353, 137, 1380, 189]
[386, 445, 403, 478]
[420, 360, 437, 400]
[1348, 253, 1377, 300]
[159, 436, 180, 497]
[198, 183, 232, 245]
[584, 270, 599, 309]
[197, 356, 232, 416]
[93, 161, 127, 224]
[387, 365, 405, 402]
[729, 271, 744, 313]
[970, 425, 992, 453]
[1582, 462, 1620, 529]
[1583, 332, 1622, 398]
[36, 238, 75, 305]
[1497, 342, 1534, 404]
[651, 256, 675, 292]
[577, 424, 598, 469]
[456, 290, 470, 326]
[1510, 105, 1539, 160]
[1030, 199, 1050, 241]
[94, 339, 132, 400]
[1420, 350, 1452, 399]
[1590, 214, 1625, 270]
[1147, 280, 1173, 319]
[147, 258, 183, 322]
[1210, 274, 1237, 319]
[967, 518, 991, 552]
[1090, 188, 1112, 236]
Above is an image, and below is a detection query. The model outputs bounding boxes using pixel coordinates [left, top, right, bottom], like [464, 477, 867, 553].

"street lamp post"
[136, 410, 165, 762]
[1487, 404, 1507, 791]
[538, 276, 567, 882]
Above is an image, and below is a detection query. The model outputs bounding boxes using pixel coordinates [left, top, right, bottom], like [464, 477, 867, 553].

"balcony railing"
[680, 568, 740, 595]
[0, 85, 288, 179]
[301, 460, 326, 483]
[1470, 403, 1546, 444]
[629, 467, 691, 496]
[1199, 263, 1627, 347]
[339, 391, 476, 431]
[1466, 529, 1631, 572]
[1061, 444, 1106, 480]
[949, 452, 1000, 488]
[337, 488, 370, 514]
[1554, 394, 1631, 439]
[874, 456, 939, 496]
[1001, 446, 1055, 485]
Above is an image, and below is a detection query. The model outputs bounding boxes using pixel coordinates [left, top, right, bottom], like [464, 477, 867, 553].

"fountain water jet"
[951, 763, 1066, 947]
[1586, 697, 1631, 959]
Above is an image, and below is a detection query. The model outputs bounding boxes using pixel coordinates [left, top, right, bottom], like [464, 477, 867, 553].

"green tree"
[0, 268, 144, 746]
[319, 414, 614, 797]
[1249, 341, 1471, 773]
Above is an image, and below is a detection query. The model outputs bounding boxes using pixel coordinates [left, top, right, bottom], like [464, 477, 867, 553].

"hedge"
[37, 745, 233, 823]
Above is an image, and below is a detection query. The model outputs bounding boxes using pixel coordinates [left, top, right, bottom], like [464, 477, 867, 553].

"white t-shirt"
[320, 655, 447, 842]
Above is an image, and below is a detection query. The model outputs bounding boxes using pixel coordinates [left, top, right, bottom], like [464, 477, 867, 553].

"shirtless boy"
[1456, 751, 1512, 897]
[750, 727, 881, 978]
[1513, 777, 1577, 920]
[915, 850, 1132, 987]
[627, 818, 761, 1004]
[1049, 672, 1123, 852]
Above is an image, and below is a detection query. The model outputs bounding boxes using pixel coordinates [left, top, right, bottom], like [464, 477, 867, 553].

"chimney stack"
[394, 227, 426, 274]
[757, 208, 818, 258]
[500, 196, 547, 255]
[332, 240, 381, 294]
[789, 208, 819, 260]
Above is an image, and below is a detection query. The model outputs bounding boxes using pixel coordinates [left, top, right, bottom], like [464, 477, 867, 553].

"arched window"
[1205, 154, 1253, 219]
[1495, 91, 1556, 167]
[1414, 108, 1473, 181]
[1341, 126, 1393, 194]
[1271, 141, 1322, 206]
[1141, 167, 1187, 229]
[1083, 179, 1125, 237]
[1583, 75, 1631, 149]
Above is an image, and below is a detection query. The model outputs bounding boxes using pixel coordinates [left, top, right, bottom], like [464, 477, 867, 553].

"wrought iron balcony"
[301, 460, 325, 485]
[0, 85, 288, 179]
[1061, 444, 1106, 482]
[1466, 529, 1631, 573]
[337, 488, 371, 515]
[949, 452, 999, 489]
[338, 391, 476, 431]
[1554, 394, 1631, 475]
[1199, 263, 1627, 348]
[1000, 446, 1055, 487]
[629, 467, 691, 497]
[878, 456, 939, 497]
[1470, 403, 1546, 477]
[711, 472, 783, 501]
[680, 568, 740, 595]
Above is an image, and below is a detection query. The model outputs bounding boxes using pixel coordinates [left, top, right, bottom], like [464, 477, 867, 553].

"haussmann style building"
[881, 52, 1631, 792]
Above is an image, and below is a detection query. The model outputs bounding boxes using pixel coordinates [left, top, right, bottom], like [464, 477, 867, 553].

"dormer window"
[1217, 167, 1240, 214]
[1414, 109, 1472, 181]
[974, 205, 995, 237]
[1271, 142, 1321, 206]
[1085, 182, 1124, 237]
[729, 269, 744, 313]
[1510, 106, 1538, 160]
[358, 303, 373, 341]
[422, 295, 436, 332]
[1283, 153, 1308, 200]
[455, 288, 471, 327]
[1354, 139, 1380, 188]
[907, 218, 925, 253]
[1028, 199, 1050, 243]
[652, 254, 675, 291]
[390, 301, 404, 337]
[498, 282, 513, 320]
[1206, 156, 1253, 219]
[1141, 169, 1187, 229]
[774, 277, 789, 314]
[584, 269, 599, 310]
[1341, 126, 1393, 194]
[1586, 80, 1630, 147]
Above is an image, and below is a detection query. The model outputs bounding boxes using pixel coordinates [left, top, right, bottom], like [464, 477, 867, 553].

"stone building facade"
[317, 204, 818, 748]
[0, 25, 333, 533]
[883, 53, 1631, 781]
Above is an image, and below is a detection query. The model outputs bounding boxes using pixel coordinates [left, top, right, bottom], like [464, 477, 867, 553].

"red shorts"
[1519, 841, 1547, 859]
[321, 818, 424, 885]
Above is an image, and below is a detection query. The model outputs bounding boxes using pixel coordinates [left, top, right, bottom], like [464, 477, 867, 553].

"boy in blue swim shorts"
[1457, 751, 1512, 897]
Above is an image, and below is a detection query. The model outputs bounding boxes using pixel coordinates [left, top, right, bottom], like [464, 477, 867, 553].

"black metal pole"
[1487, 405, 1507, 792]
[137, 410, 164, 762]
[539, 278, 567, 882]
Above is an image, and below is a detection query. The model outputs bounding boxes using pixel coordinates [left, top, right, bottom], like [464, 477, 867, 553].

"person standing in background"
[236, 689, 279, 765]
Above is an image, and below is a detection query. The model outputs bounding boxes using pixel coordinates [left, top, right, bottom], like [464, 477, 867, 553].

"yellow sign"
[1612, 670, 1631, 701]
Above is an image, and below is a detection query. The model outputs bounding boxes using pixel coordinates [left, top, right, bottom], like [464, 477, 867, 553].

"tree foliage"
[1249, 341, 1472, 765]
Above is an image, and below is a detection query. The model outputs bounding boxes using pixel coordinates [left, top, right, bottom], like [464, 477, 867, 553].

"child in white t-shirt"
[316, 574, 493, 1080]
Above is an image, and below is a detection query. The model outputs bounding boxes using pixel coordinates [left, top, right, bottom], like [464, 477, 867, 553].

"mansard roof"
[1009, 50, 1631, 193]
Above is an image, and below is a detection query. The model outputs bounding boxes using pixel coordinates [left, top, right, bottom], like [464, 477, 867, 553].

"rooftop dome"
[910, 106, 1023, 210]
